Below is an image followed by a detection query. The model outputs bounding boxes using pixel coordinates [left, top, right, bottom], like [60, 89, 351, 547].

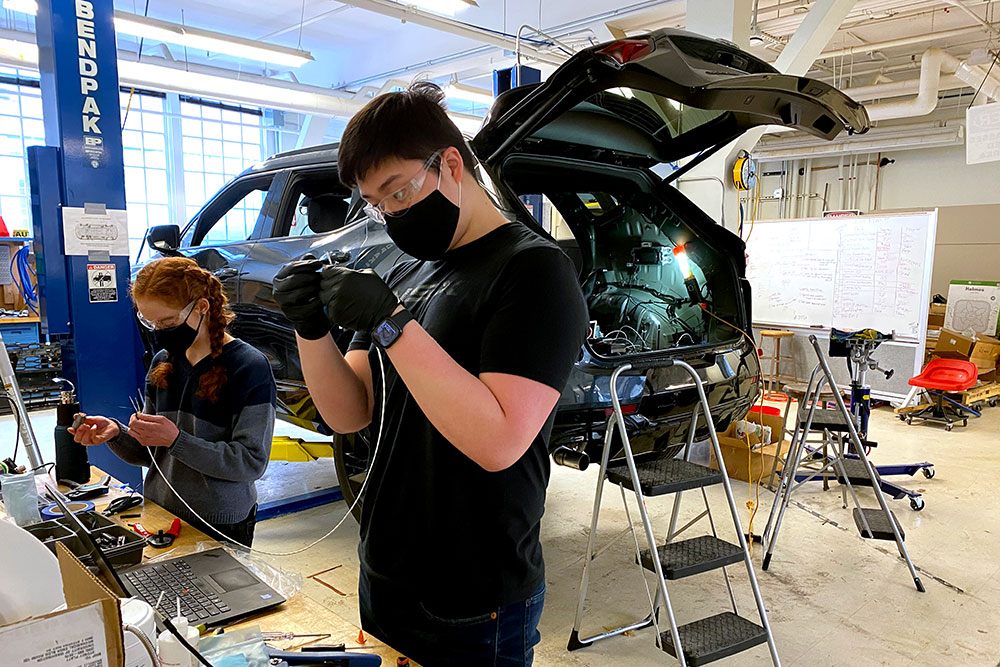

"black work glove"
[273, 254, 329, 340]
[319, 265, 400, 333]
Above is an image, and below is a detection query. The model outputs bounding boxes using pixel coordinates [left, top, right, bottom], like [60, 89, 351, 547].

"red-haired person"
[71, 257, 276, 546]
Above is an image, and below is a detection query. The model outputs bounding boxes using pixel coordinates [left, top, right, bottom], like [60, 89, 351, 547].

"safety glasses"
[136, 299, 197, 331]
[363, 150, 443, 224]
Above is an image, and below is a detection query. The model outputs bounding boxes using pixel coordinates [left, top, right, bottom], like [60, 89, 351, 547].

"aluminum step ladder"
[568, 359, 780, 666]
[760, 335, 924, 592]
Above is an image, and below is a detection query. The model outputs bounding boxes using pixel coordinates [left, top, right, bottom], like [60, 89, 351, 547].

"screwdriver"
[261, 632, 332, 641]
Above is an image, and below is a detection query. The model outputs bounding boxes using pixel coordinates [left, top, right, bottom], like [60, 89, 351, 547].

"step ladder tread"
[836, 458, 880, 486]
[798, 407, 857, 432]
[853, 507, 905, 541]
[606, 458, 723, 496]
[640, 535, 744, 579]
[660, 612, 768, 666]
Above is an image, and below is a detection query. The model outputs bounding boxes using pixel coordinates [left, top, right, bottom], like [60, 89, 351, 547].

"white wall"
[749, 143, 1000, 300]
[753, 143, 1000, 221]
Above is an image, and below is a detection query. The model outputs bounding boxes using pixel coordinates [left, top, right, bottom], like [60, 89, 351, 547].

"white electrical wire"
[140, 348, 387, 558]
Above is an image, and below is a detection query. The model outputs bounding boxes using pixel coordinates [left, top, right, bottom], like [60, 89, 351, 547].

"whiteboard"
[745, 211, 937, 341]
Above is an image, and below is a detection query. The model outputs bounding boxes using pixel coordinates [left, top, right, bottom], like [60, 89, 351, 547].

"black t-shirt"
[348, 221, 588, 617]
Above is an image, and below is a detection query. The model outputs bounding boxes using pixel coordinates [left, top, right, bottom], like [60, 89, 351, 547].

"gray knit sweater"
[108, 339, 276, 525]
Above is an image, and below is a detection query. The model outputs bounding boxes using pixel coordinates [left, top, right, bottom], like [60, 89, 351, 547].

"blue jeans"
[359, 568, 544, 666]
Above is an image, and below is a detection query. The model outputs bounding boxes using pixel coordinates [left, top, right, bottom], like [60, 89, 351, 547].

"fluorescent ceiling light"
[444, 82, 494, 106]
[407, 0, 478, 16]
[113, 13, 314, 68]
[448, 112, 484, 135]
[2, 0, 37, 13]
[0, 37, 38, 64]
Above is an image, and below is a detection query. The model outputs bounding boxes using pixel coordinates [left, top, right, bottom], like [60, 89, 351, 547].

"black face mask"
[385, 184, 461, 261]
[152, 311, 204, 358]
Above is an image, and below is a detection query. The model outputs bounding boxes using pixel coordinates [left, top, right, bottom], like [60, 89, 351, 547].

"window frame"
[269, 166, 355, 240]
[186, 171, 285, 247]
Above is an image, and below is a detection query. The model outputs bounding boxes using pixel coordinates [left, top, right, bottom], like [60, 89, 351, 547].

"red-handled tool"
[132, 518, 181, 548]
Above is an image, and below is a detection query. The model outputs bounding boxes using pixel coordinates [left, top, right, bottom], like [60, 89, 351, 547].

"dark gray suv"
[142, 28, 869, 515]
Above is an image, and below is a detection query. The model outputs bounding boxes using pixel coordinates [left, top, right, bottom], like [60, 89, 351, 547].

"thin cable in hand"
[139, 348, 388, 557]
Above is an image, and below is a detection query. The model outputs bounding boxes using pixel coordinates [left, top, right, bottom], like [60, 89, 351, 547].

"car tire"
[333, 427, 374, 523]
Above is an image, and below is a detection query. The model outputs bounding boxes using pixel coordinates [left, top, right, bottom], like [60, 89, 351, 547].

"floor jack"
[770, 330, 934, 511]
[761, 335, 925, 592]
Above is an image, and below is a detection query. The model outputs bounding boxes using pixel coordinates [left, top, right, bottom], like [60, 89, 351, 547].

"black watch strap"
[373, 308, 415, 348]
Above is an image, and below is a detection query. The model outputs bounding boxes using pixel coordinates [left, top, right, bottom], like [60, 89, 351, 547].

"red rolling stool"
[903, 359, 980, 431]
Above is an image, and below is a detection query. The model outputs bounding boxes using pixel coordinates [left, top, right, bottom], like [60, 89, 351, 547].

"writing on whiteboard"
[745, 213, 935, 339]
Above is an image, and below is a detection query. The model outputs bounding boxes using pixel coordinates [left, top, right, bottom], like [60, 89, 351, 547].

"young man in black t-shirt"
[273, 82, 588, 666]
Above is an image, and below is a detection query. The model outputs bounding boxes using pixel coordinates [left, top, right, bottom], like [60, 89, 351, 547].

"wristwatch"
[373, 308, 415, 349]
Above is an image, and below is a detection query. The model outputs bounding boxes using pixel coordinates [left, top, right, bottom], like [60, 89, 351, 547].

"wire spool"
[732, 150, 758, 191]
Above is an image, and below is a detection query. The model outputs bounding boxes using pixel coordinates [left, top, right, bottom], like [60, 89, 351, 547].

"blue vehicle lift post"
[29, 0, 145, 488]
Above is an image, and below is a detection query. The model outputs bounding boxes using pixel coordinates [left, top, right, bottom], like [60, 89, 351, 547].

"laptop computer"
[50, 490, 285, 627]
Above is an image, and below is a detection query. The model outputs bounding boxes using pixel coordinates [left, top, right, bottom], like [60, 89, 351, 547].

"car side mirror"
[147, 224, 180, 253]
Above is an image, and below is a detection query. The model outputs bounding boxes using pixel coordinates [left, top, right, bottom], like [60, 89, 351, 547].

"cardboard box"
[928, 312, 945, 328]
[944, 280, 1000, 337]
[933, 329, 976, 359]
[710, 436, 784, 484]
[0, 542, 124, 667]
[970, 336, 1000, 373]
[929, 303, 947, 316]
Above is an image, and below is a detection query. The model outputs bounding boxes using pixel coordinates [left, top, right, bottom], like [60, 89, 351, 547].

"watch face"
[375, 320, 401, 347]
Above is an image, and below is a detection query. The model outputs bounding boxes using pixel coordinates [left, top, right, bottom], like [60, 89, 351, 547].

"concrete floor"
[7, 403, 1000, 665]
[250, 404, 1000, 667]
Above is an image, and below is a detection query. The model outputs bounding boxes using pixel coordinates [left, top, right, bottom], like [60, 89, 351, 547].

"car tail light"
[605, 403, 639, 417]
[597, 39, 653, 65]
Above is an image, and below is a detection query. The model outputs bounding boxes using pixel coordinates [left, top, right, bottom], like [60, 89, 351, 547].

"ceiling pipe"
[332, 0, 566, 66]
[857, 48, 1000, 120]
[818, 25, 985, 59]
[335, 0, 678, 90]
[758, 0, 946, 36]
[756, 123, 965, 161]
[842, 73, 966, 100]
[941, 0, 1000, 40]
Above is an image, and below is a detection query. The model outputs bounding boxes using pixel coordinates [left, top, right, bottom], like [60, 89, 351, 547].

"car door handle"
[213, 267, 239, 279]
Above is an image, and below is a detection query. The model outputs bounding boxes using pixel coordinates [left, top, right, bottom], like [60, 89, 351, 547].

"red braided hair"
[131, 257, 235, 402]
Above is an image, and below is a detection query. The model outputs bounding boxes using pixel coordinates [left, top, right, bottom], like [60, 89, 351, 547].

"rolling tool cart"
[760, 336, 924, 592]
[568, 359, 780, 666]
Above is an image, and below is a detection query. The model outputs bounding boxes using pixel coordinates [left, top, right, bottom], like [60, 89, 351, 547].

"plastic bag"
[147, 540, 303, 600]
[198, 625, 270, 667]
[0, 472, 42, 526]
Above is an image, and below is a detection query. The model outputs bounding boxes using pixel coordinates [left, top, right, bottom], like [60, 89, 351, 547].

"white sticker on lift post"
[87, 263, 117, 303]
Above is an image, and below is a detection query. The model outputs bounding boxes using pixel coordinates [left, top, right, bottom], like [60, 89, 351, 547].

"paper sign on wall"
[87, 263, 117, 303]
[62, 205, 129, 256]
[966, 102, 1000, 165]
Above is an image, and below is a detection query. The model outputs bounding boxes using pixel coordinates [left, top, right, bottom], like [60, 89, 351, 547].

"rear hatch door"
[473, 28, 869, 172]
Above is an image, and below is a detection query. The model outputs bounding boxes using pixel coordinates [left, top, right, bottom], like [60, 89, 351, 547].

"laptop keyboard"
[124, 560, 232, 621]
